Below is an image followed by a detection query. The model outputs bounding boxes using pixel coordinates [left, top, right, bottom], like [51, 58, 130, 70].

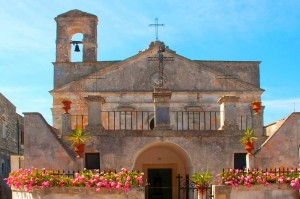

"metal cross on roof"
[148, 44, 174, 88]
[149, 18, 164, 41]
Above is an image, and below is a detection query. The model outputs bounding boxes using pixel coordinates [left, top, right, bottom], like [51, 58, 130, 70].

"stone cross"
[149, 18, 164, 41]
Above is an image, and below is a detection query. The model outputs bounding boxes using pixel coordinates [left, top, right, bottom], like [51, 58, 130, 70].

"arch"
[133, 142, 192, 198]
[133, 141, 192, 173]
[55, 10, 98, 62]
[70, 33, 83, 62]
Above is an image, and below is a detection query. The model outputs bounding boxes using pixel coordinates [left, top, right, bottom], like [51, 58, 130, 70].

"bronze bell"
[74, 44, 80, 52]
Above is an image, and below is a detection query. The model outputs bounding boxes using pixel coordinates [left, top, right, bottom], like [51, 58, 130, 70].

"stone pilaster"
[252, 106, 264, 137]
[246, 154, 254, 169]
[152, 88, 172, 130]
[61, 113, 71, 136]
[217, 96, 239, 130]
[83, 36, 97, 62]
[85, 95, 105, 132]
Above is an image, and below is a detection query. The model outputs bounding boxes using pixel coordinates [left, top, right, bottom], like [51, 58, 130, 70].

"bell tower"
[54, 9, 98, 62]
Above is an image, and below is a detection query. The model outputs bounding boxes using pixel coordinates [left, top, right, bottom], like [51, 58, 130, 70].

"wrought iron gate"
[177, 174, 213, 199]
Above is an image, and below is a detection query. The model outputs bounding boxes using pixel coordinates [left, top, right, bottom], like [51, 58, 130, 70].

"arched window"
[150, 118, 155, 130]
[71, 33, 83, 62]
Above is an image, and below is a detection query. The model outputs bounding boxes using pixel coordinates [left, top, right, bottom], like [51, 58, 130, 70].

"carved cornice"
[217, 96, 239, 104]
[84, 95, 105, 103]
[152, 90, 172, 99]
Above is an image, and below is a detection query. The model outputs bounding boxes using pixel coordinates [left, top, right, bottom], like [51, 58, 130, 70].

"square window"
[85, 153, 100, 170]
[234, 153, 247, 169]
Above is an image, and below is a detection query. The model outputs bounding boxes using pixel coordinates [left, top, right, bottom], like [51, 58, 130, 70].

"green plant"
[240, 128, 257, 144]
[191, 170, 213, 186]
[67, 128, 90, 147]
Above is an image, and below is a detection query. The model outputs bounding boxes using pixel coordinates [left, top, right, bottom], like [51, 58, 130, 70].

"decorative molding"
[84, 96, 105, 103]
[217, 96, 239, 104]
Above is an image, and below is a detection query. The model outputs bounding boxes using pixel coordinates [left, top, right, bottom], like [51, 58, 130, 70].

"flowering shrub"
[4, 168, 143, 192]
[218, 168, 300, 190]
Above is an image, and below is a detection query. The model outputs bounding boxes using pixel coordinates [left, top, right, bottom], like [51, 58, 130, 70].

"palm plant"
[240, 128, 257, 144]
[191, 170, 213, 187]
[67, 128, 90, 147]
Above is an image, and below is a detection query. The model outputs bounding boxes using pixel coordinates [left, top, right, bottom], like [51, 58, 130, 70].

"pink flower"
[41, 181, 50, 187]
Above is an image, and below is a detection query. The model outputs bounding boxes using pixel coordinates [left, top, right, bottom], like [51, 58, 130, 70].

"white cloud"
[263, 98, 300, 125]
[264, 98, 300, 112]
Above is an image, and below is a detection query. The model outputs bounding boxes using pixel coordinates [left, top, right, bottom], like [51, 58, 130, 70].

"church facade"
[22, 10, 300, 199]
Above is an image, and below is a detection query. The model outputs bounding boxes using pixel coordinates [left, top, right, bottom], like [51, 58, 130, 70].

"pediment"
[52, 42, 263, 94]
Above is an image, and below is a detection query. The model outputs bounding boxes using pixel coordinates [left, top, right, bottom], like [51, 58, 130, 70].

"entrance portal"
[148, 168, 172, 199]
[134, 142, 192, 199]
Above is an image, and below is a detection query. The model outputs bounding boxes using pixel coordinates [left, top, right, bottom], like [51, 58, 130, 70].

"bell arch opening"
[70, 33, 83, 62]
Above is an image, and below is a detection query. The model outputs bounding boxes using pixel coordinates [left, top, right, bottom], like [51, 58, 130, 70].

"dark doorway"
[85, 153, 100, 170]
[234, 153, 247, 169]
[148, 168, 172, 199]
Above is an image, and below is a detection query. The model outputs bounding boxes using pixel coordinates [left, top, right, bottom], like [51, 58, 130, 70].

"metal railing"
[172, 111, 220, 130]
[101, 111, 154, 130]
[238, 115, 253, 130]
[70, 115, 88, 130]
[177, 174, 213, 199]
[70, 111, 251, 131]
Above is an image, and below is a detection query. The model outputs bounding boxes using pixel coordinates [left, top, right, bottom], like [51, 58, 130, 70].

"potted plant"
[67, 128, 90, 158]
[240, 128, 257, 155]
[252, 101, 262, 115]
[62, 100, 72, 113]
[191, 170, 213, 196]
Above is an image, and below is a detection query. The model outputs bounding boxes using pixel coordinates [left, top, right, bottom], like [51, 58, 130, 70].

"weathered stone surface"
[0, 92, 24, 199]
[54, 9, 98, 63]
[85, 95, 105, 129]
[213, 184, 298, 199]
[24, 113, 76, 170]
[254, 113, 300, 168]
[12, 187, 144, 199]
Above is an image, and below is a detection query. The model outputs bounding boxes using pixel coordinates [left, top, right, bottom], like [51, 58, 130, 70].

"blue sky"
[0, 0, 299, 125]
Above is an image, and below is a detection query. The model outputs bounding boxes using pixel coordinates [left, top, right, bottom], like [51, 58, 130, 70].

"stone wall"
[213, 184, 298, 199]
[24, 111, 268, 179]
[23, 113, 76, 171]
[0, 92, 23, 156]
[11, 185, 298, 199]
[12, 187, 144, 199]
[51, 41, 263, 132]
[254, 112, 300, 168]
[0, 92, 24, 199]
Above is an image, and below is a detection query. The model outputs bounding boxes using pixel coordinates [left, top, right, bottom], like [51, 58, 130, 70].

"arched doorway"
[134, 142, 192, 199]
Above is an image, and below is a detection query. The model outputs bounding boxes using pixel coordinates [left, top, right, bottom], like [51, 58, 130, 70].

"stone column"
[246, 154, 254, 169]
[85, 96, 105, 132]
[61, 113, 71, 136]
[217, 96, 239, 130]
[152, 88, 172, 130]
